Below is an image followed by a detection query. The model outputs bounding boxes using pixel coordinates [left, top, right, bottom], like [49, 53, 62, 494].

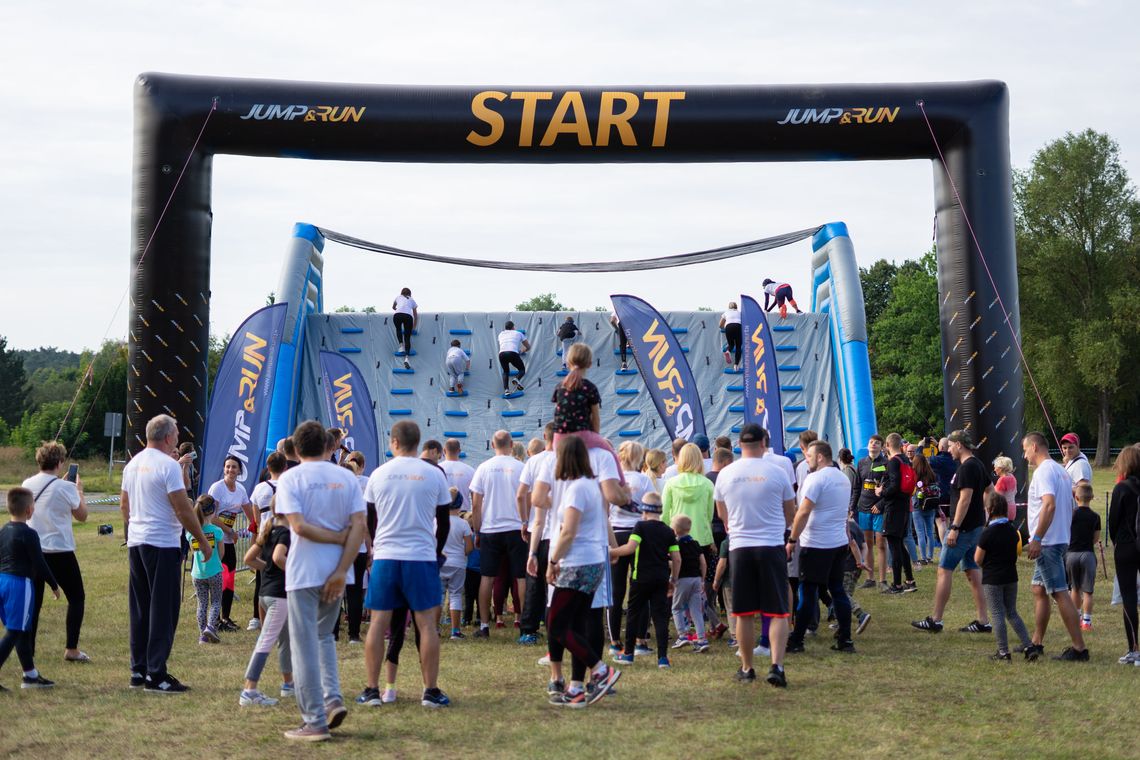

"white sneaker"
[280, 683, 295, 698]
[381, 687, 397, 704]
[247, 618, 261, 631]
[753, 643, 771, 657]
[536, 653, 551, 667]
[240, 689, 279, 706]
[1120, 651, 1140, 664]
[671, 637, 692, 650]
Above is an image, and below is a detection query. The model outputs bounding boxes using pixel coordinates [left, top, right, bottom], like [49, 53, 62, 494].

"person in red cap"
[1060, 434, 1092, 486]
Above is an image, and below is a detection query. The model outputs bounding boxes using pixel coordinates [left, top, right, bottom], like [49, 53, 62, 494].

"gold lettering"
[510, 91, 553, 147]
[333, 373, 354, 426]
[878, 106, 899, 124]
[539, 91, 592, 147]
[663, 395, 682, 416]
[466, 91, 508, 147]
[596, 92, 639, 147]
[643, 91, 685, 147]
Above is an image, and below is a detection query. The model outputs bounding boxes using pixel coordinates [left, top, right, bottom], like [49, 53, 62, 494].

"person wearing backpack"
[1107, 446, 1140, 663]
[911, 453, 940, 566]
[876, 433, 916, 594]
[556, 316, 581, 370]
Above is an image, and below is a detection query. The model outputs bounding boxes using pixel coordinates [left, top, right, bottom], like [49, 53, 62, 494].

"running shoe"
[284, 724, 330, 742]
[473, 627, 490, 639]
[536, 653, 551, 666]
[785, 641, 805, 654]
[347, 636, 363, 644]
[959, 620, 993, 634]
[726, 637, 737, 647]
[198, 635, 210, 645]
[203, 627, 220, 643]
[671, 636, 692, 650]
[856, 611, 872, 635]
[609, 641, 623, 654]
[64, 651, 91, 663]
[989, 651, 1012, 662]
[859, 579, 876, 589]
[587, 666, 621, 704]
[1023, 643, 1045, 662]
[547, 679, 565, 695]
[754, 642, 771, 656]
[422, 688, 451, 708]
[129, 672, 146, 689]
[1052, 647, 1090, 662]
[878, 581, 891, 593]
[658, 657, 671, 669]
[517, 633, 538, 645]
[1118, 651, 1140, 665]
[452, 630, 467, 641]
[831, 641, 856, 653]
[247, 618, 261, 631]
[403, 359, 411, 370]
[325, 698, 348, 728]
[20, 675, 54, 689]
[143, 674, 189, 694]
[549, 689, 588, 708]
[828, 622, 839, 631]
[218, 619, 239, 633]
[512, 380, 524, 391]
[620, 362, 628, 371]
[239, 689, 279, 706]
[1080, 621, 1093, 631]
[612, 653, 634, 664]
[723, 351, 732, 365]
[911, 616, 943, 633]
[902, 581, 918, 593]
[881, 585, 904, 595]
[280, 682, 295, 698]
[634, 644, 653, 657]
[693, 639, 710, 653]
[381, 688, 397, 704]
[495, 620, 506, 629]
[356, 687, 383, 706]
[765, 665, 787, 688]
[734, 668, 756, 682]
[711, 623, 728, 640]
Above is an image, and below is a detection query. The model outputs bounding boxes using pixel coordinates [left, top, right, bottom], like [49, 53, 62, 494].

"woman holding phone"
[207, 455, 256, 632]
[22, 441, 90, 663]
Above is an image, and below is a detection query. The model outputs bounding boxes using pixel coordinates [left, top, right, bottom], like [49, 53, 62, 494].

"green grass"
[3, 504, 1139, 760]
[0, 446, 124, 494]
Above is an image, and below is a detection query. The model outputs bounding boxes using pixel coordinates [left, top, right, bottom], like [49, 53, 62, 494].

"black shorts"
[479, 530, 528, 579]
[798, 545, 848, 586]
[729, 545, 789, 618]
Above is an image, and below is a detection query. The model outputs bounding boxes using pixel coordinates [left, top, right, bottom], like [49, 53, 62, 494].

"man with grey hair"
[121, 414, 213, 694]
[471, 430, 525, 637]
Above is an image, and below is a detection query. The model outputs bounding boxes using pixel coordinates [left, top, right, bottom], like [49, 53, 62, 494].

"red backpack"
[896, 455, 917, 496]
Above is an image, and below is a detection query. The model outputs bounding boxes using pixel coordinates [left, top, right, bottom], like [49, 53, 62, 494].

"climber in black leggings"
[392, 287, 418, 367]
[720, 301, 743, 371]
[496, 321, 530, 393]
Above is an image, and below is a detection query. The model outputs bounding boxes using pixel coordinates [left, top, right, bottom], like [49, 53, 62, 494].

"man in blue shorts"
[851, 435, 888, 590]
[911, 430, 991, 634]
[359, 421, 454, 708]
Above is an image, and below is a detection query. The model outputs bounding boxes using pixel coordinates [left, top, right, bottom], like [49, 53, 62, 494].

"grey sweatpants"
[244, 595, 291, 683]
[287, 586, 343, 730]
[983, 582, 1031, 654]
[671, 577, 706, 640]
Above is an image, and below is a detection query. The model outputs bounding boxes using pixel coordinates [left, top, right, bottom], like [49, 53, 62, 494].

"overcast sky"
[1, 0, 1135, 353]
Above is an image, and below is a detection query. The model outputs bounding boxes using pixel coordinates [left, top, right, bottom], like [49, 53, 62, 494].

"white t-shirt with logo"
[442, 514, 473, 568]
[394, 294, 417, 316]
[498, 329, 525, 354]
[722, 309, 741, 325]
[558, 478, 609, 567]
[713, 456, 794, 548]
[519, 449, 555, 532]
[611, 470, 654, 530]
[439, 459, 476, 511]
[1028, 458, 1075, 546]
[365, 456, 450, 562]
[470, 455, 525, 534]
[250, 479, 277, 515]
[207, 479, 251, 544]
[764, 450, 797, 489]
[276, 461, 365, 591]
[798, 466, 852, 549]
[122, 447, 190, 549]
[23, 473, 81, 553]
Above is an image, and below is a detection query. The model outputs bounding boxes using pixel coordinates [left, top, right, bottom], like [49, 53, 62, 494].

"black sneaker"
[1024, 643, 1045, 662]
[130, 672, 146, 689]
[959, 620, 993, 634]
[218, 619, 240, 633]
[144, 674, 189, 694]
[990, 651, 1012, 662]
[765, 665, 787, 688]
[20, 675, 54, 689]
[546, 679, 565, 695]
[881, 585, 904, 595]
[734, 668, 756, 683]
[421, 687, 451, 708]
[785, 641, 805, 654]
[859, 579, 876, 590]
[902, 581, 918, 593]
[911, 616, 943, 633]
[1052, 647, 1090, 662]
[473, 626, 490, 639]
[356, 687, 382, 706]
[831, 641, 856, 653]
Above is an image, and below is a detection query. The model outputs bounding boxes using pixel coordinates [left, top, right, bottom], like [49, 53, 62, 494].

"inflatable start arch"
[130, 74, 1023, 471]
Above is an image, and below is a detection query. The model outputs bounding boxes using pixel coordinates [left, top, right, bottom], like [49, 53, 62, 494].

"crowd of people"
[3, 289, 1139, 739]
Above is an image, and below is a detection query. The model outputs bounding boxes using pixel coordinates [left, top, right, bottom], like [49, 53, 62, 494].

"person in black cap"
[713, 423, 796, 687]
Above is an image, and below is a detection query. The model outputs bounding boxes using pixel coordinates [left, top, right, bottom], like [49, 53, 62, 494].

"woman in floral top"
[551, 343, 626, 486]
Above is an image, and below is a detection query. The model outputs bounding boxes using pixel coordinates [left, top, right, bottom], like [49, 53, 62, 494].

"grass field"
[0, 462, 1133, 758]
[0, 447, 124, 495]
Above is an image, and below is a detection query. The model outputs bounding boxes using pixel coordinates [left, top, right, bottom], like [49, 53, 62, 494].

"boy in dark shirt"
[670, 515, 710, 653]
[1066, 482, 1101, 631]
[609, 493, 679, 668]
[0, 488, 60, 690]
[974, 491, 1031, 661]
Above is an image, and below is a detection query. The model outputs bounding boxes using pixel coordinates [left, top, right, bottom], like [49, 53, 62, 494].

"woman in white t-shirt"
[392, 287, 419, 368]
[719, 301, 743, 371]
[545, 437, 621, 706]
[207, 455, 254, 631]
[23, 441, 90, 662]
[497, 320, 531, 395]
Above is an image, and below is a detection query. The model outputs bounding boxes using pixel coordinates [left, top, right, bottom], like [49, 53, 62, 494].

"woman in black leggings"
[720, 301, 743, 371]
[392, 287, 418, 367]
[1109, 448, 1140, 658]
[24, 442, 90, 662]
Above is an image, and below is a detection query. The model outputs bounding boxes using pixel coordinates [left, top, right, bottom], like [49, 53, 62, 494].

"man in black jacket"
[850, 435, 887, 590]
[876, 434, 916, 594]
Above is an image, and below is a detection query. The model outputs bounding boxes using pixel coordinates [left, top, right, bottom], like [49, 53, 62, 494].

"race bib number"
[218, 513, 238, 528]
[190, 533, 217, 551]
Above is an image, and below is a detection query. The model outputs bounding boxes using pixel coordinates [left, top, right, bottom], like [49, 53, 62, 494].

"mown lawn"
[3, 488, 1138, 760]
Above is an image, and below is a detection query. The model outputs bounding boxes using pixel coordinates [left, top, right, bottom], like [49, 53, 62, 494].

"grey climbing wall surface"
[297, 310, 843, 466]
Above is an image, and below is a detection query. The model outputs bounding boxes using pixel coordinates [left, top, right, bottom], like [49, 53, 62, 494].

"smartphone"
[65, 464, 79, 482]
[188, 450, 198, 461]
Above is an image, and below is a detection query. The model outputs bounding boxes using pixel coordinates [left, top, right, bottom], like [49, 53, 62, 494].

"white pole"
[108, 423, 116, 478]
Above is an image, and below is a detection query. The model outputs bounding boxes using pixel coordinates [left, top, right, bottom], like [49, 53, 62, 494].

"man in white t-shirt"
[661, 437, 687, 483]
[120, 415, 212, 695]
[786, 440, 857, 653]
[277, 420, 366, 741]
[497, 320, 531, 395]
[1060, 432, 1093, 488]
[439, 439, 476, 512]
[518, 424, 556, 642]
[359, 420, 453, 709]
[530, 442, 628, 691]
[471, 431, 526, 637]
[714, 422, 795, 688]
[1022, 432, 1088, 662]
[760, 429, 797, 489]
